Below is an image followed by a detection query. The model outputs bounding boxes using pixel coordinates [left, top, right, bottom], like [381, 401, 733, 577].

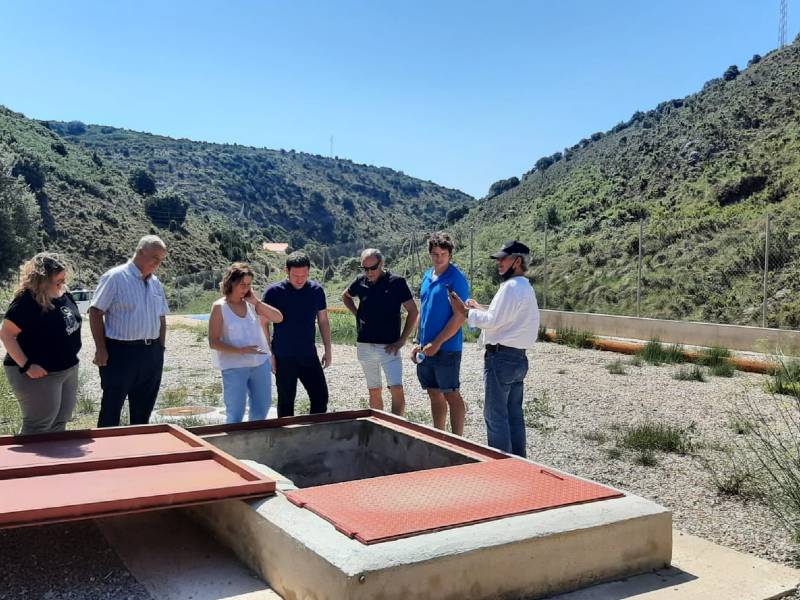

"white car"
[71, 289, 94, 314]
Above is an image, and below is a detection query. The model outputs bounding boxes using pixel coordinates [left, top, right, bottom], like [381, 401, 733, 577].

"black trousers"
[274, 354, 328, 417]
[98, 341, 164, 427]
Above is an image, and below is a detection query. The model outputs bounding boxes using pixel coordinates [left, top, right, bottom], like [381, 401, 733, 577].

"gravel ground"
[2, 322, 797, 597]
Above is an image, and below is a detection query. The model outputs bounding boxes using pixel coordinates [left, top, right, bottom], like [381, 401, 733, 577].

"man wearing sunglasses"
[343, 248, 418, 415]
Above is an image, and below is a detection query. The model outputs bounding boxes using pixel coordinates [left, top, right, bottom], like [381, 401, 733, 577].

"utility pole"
[780, 0, 788, 48]
[330, 135, 334, 158]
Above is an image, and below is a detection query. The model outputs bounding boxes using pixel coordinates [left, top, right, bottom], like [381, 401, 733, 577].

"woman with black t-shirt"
[0, 253, 82, 434]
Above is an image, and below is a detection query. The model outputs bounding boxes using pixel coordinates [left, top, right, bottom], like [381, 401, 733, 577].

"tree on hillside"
[723, 65, 740, 81]
[0, 168, 39, 279]
[144, 193, 188, 228]
[487, 176, 521, 199]
[11, 158, 45, 192]
[129, 168, 157, 196]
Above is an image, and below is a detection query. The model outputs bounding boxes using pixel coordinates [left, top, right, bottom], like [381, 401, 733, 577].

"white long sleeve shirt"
[466, 276, 540, 349]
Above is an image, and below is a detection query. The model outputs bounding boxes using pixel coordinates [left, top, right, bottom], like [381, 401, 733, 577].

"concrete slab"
[97, 509, 281, 600]
[554, 530, 799, 600]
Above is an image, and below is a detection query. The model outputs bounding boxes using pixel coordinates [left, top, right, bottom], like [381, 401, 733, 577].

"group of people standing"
[0, 231, 539, 457]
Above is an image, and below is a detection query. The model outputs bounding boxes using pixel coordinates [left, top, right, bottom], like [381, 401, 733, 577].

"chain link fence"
[523, 214, 799, 329]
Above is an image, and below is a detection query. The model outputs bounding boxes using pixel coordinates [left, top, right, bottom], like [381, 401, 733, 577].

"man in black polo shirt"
[343, 248, 418, 415]
[263, 251, 332, 417]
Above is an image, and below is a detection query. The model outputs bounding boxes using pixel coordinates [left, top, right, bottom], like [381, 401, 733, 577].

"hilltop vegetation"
[0, 107, 472, 293]
[449, 39, 800, 327]
[45, 121, 472, 259]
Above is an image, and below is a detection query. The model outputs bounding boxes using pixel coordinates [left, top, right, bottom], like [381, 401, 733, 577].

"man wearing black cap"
[449, 240, 540, 457]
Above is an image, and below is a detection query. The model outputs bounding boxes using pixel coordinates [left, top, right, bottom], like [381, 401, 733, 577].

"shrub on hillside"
[0, 169, 39, 278]
[144, 193, 188, 228]
[51, 142, 68, 156]
[65, 121, 87, 135]
[747, 54, 762, 67]
[129, 168, 157, 196]
[446, 205, 469, 224]
[535, 156, 554, 171]
[723, 65, 740, 81]
[11, 158, 45, 192]
[486, 176, 520, 198]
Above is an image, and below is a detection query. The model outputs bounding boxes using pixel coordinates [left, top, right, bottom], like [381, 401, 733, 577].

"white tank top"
[211, 298, 270, 370]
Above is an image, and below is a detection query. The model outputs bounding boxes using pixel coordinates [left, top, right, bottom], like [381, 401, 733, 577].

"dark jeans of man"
[483, 347, 529, 457]
[274, 354, 328, 417]
[98, 340, 164, 427]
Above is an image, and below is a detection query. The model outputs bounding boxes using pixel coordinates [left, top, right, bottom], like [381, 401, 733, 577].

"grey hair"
[510, 253, 531, 272]
[360, 248, 383, 264]
[134, 235, 167, 255]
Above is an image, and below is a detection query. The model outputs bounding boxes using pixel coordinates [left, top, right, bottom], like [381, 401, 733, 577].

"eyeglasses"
[361, 263, 381, 272]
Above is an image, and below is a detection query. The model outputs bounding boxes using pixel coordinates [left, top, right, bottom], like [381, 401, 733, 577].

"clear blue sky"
[0, 1, 794, 198]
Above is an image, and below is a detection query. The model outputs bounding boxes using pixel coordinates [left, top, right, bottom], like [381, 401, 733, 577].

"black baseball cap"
[490, 240, 530, 259]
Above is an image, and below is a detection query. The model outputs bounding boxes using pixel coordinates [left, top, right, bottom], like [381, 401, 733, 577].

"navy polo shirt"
[346, 271, 413, 344]
[418, 264, 469, 352]
[263, 280, 326, 356]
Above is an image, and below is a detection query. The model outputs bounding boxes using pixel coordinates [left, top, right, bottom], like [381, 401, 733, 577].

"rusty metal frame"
[190, 409, 508, 461]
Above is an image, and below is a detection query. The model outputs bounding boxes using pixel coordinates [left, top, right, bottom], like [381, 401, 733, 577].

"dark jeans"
[274, 354, 328, 417]
[483, 347, 529, 457]
[98, 340, 164, 427]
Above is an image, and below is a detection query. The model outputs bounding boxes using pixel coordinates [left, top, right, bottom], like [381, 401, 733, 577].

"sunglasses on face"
[361, 263, 381, 272]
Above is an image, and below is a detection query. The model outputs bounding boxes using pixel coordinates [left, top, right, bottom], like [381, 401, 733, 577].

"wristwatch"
[19, 359, 32, 374]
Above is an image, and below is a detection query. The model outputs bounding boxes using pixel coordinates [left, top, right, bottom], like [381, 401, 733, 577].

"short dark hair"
[286, 251, 311, 271]
[220, 262, 255, 296]
[427, 231, 455, 254]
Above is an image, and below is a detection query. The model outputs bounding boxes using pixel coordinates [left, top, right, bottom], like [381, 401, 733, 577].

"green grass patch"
[603, 447, 622, 460]
[606, 360, 627, 375]
[0, 371, 21, 435]
[673, 364, 707, 382]
[404, 408, 433, 426]
[698, 346, 731, 367]
[634, 449, 658, 467]
[710, 361, 735, 377]
[627, 354, 644, 367]
[639, 338, 685, 365]
[764, 357, 800, 398]
[318, 311, 357, 345]
[617, 421, 693, 454]
[553, 327, 594, 349]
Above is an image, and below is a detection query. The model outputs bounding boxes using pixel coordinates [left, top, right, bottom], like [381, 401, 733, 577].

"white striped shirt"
[91, 261, 169, 340]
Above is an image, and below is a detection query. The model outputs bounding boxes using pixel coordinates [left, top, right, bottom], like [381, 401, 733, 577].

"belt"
[485, 343, 525, 354]
[107, 338, 160, 346]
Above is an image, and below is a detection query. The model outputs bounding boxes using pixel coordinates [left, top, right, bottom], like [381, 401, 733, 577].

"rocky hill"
[449, 38, 800, 327]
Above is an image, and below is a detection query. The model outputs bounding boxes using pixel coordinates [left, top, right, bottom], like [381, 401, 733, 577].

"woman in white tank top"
[208, 263, 283, 423]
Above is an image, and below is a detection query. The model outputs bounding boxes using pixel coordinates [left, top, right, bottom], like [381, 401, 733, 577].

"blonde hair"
[15, 253, 71, 311]
[220, 262, 255, 296]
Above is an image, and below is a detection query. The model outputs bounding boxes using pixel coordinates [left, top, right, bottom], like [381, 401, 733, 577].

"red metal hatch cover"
[286, 458, 623, 544]
[0, 424, 275, 528]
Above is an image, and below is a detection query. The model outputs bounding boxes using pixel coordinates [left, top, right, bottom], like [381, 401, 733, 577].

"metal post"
[637, 219, 643, 318]
[542, 223, 548, 309]
[762, 214, 771, 328]
[469, 228, 474, 285]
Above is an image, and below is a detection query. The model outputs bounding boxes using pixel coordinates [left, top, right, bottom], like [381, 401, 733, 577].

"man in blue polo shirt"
[263, 251, 331, 417]
[410, 231, 469, 435]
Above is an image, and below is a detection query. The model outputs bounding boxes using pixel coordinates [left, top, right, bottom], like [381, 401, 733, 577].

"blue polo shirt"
[418, 264, 469, 352]
[263, 280, 326, 356]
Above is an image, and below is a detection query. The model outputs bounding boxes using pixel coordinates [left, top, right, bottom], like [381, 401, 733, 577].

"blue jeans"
[221, 359, 272, 423]
[483, 348, 529, 457]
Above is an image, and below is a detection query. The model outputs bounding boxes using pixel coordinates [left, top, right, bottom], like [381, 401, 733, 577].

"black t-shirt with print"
[3, 290, 82, 372]
[346, 271, 413, 344]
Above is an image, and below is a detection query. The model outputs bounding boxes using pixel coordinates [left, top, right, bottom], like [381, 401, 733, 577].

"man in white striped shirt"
[89, 235, 169, 427]
[449, 240, 539, 457]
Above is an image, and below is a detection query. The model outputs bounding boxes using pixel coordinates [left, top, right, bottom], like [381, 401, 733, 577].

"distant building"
[262, 242, 289, 254]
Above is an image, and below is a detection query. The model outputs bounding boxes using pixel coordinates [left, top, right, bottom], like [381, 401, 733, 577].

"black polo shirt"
[346, 271, 413, 344]
[263, 279, 326, 357]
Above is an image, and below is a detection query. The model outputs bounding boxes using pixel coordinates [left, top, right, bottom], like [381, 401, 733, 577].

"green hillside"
[45, 121, 472, 258]
[449, 39, 800, 328]
[0, 107, 472, 294]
